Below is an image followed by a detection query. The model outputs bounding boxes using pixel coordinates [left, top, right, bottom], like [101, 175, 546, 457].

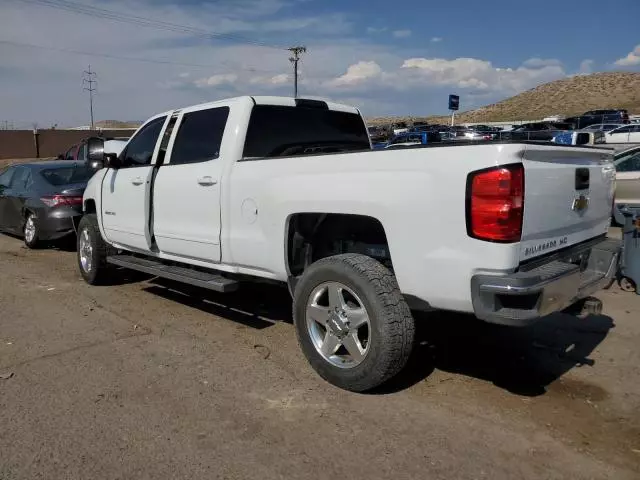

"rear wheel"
[23, 213, 41, 249]
[293, 254, 415, 392]
[77, 214, 111, 285]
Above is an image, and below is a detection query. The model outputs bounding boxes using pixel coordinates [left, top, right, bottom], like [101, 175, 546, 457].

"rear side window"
[243, 105, 370, 158]
[170, 107, 229, 165]
[11, 167, 31, 189]
[0, 167, 15, 188]
[40, 165, 94, 186]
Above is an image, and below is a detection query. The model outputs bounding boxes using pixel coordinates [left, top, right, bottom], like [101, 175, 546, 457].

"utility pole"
[288, 46, 306, 98]
[82, 65, 97, 129]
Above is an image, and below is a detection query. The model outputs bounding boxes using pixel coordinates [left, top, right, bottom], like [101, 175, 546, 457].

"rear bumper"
[38, 207, 81, 240]
[471, 237, 620, 326]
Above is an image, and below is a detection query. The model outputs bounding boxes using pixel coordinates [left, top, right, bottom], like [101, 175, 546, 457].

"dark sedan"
[0, 161, 93, 248]
[499, 122, 573, 142]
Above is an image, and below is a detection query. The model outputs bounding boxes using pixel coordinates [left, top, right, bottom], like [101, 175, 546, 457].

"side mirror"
[104, 153, 122, 169]
[57, 153, 64, 160]
[87, 137, 105, 170]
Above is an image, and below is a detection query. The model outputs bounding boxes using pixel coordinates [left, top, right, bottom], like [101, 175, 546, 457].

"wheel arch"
[285, 212, 392, 285]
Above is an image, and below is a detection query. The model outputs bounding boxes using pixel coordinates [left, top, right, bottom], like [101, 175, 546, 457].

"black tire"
[77, 213, 111, 285]
[23, 212, 41, 249]
[293, 253, 415, 392]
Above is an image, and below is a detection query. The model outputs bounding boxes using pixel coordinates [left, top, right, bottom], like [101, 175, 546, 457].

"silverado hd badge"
[572, 194, 589, 212]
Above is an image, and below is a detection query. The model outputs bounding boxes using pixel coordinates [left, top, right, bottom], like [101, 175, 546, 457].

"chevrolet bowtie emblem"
[572, 195, 589, 212]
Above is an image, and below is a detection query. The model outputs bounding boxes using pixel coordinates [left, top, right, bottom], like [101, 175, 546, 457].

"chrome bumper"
[471, 237, 621, 326]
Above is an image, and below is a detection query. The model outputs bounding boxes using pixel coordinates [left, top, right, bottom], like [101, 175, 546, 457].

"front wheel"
[293, 254, 415, 392]
[77, 214, 111, 285]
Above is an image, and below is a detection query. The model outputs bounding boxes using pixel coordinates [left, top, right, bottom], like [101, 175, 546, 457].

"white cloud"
[178, 72, 190, 78]
[250, 73, 290, 85]
[522, 57, 563, 68]
[392, 29, 412, 38]
[578, 59, 594, 74]
[430, 37, 443, 43]
[194, 74, 238, 88]
[400, 57, 566, 93]
[326, 61, 382, 87]
[367, 26, 387, 34]
[614, 45, 640, 66]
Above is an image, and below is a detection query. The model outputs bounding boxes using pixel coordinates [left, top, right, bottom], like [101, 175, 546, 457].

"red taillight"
[40, 195, 83, 208]
[467, 164, 524, 242]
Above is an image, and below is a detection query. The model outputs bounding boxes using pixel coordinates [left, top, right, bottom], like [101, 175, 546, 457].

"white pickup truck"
[78, 96, 620, 392]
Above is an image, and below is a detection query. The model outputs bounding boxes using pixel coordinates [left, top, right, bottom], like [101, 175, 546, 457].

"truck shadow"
[141, 278, 615, 397]
[379, 308, 615, 396]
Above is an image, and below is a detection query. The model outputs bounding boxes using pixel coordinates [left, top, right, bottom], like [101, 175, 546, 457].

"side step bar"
[107, 255, 239, 293]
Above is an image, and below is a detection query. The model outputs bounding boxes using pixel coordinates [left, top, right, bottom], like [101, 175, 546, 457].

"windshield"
[243, 105, 370, 158]
[40, 165, 93, 186]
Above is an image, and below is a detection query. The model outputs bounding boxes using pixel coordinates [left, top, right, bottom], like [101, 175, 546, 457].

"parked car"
[391, 122, 409, 135]
[384, 131, 441, 148]
[614, 146, 640, 206]
[367, 126, 387, 144]
[579, 123, 626, 133]
[605, 124, 640, 144]
[0, 161, 93, 248]
[58, 137, 128, 162]
[500, 122, 573, 141]
[542, 115, 566, 122]
[76, 95, 619, 392]
[565, 109, 629, 129]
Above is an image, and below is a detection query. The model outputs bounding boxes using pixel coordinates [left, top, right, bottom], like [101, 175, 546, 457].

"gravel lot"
[0, 233, 639, 479]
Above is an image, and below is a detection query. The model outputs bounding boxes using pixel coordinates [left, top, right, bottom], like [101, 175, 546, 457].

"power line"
[12, 0, 286, 50]
[288, 46, 306, 98]
[0, 39, 282, 74]
[82, 65, 96, 129]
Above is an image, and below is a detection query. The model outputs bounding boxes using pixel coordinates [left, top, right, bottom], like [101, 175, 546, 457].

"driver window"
[121, 116, 167, 167]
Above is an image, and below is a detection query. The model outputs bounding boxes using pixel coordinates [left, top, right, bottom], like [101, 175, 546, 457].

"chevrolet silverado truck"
[77, 96, 620, 392]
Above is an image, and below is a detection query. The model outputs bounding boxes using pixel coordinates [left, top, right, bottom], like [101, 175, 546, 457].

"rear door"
[615, 150, 640, 206]
[519, 144, 616, 262]
[151, 105, 229, 263]
[100, 115, 166, 252]
[4, 166, 31, 231]
[0, 166, 17, 231]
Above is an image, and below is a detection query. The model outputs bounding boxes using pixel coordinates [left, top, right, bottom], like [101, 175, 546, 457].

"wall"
[0, 129, 135, 160]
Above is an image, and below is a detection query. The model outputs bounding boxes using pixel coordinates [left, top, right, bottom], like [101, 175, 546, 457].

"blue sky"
[1, 0, 639, 127]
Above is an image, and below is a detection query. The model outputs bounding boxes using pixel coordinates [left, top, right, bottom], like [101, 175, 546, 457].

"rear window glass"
[40, 165, 93, 186]
[242, 105, 370, 158]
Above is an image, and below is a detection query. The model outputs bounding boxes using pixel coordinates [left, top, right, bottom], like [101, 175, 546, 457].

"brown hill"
[368, 72, 640, 125]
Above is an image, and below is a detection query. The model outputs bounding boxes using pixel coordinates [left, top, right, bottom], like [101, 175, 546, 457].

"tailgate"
[519, 144, 616, 262]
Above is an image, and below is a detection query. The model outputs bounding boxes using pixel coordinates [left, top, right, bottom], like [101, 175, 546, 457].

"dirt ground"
[0, 233, 639, 479]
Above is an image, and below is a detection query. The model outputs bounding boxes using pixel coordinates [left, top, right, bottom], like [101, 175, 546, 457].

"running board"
[107, 255, 239, 293]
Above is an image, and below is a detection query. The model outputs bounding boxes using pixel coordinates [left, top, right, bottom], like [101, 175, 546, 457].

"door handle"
[131, 177, 143, 186]
[197, 176, 217, 186]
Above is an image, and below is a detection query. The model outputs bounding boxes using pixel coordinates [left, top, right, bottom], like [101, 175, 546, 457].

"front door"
[100, 115, 166, 252]
[152, 105, 230, 263]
